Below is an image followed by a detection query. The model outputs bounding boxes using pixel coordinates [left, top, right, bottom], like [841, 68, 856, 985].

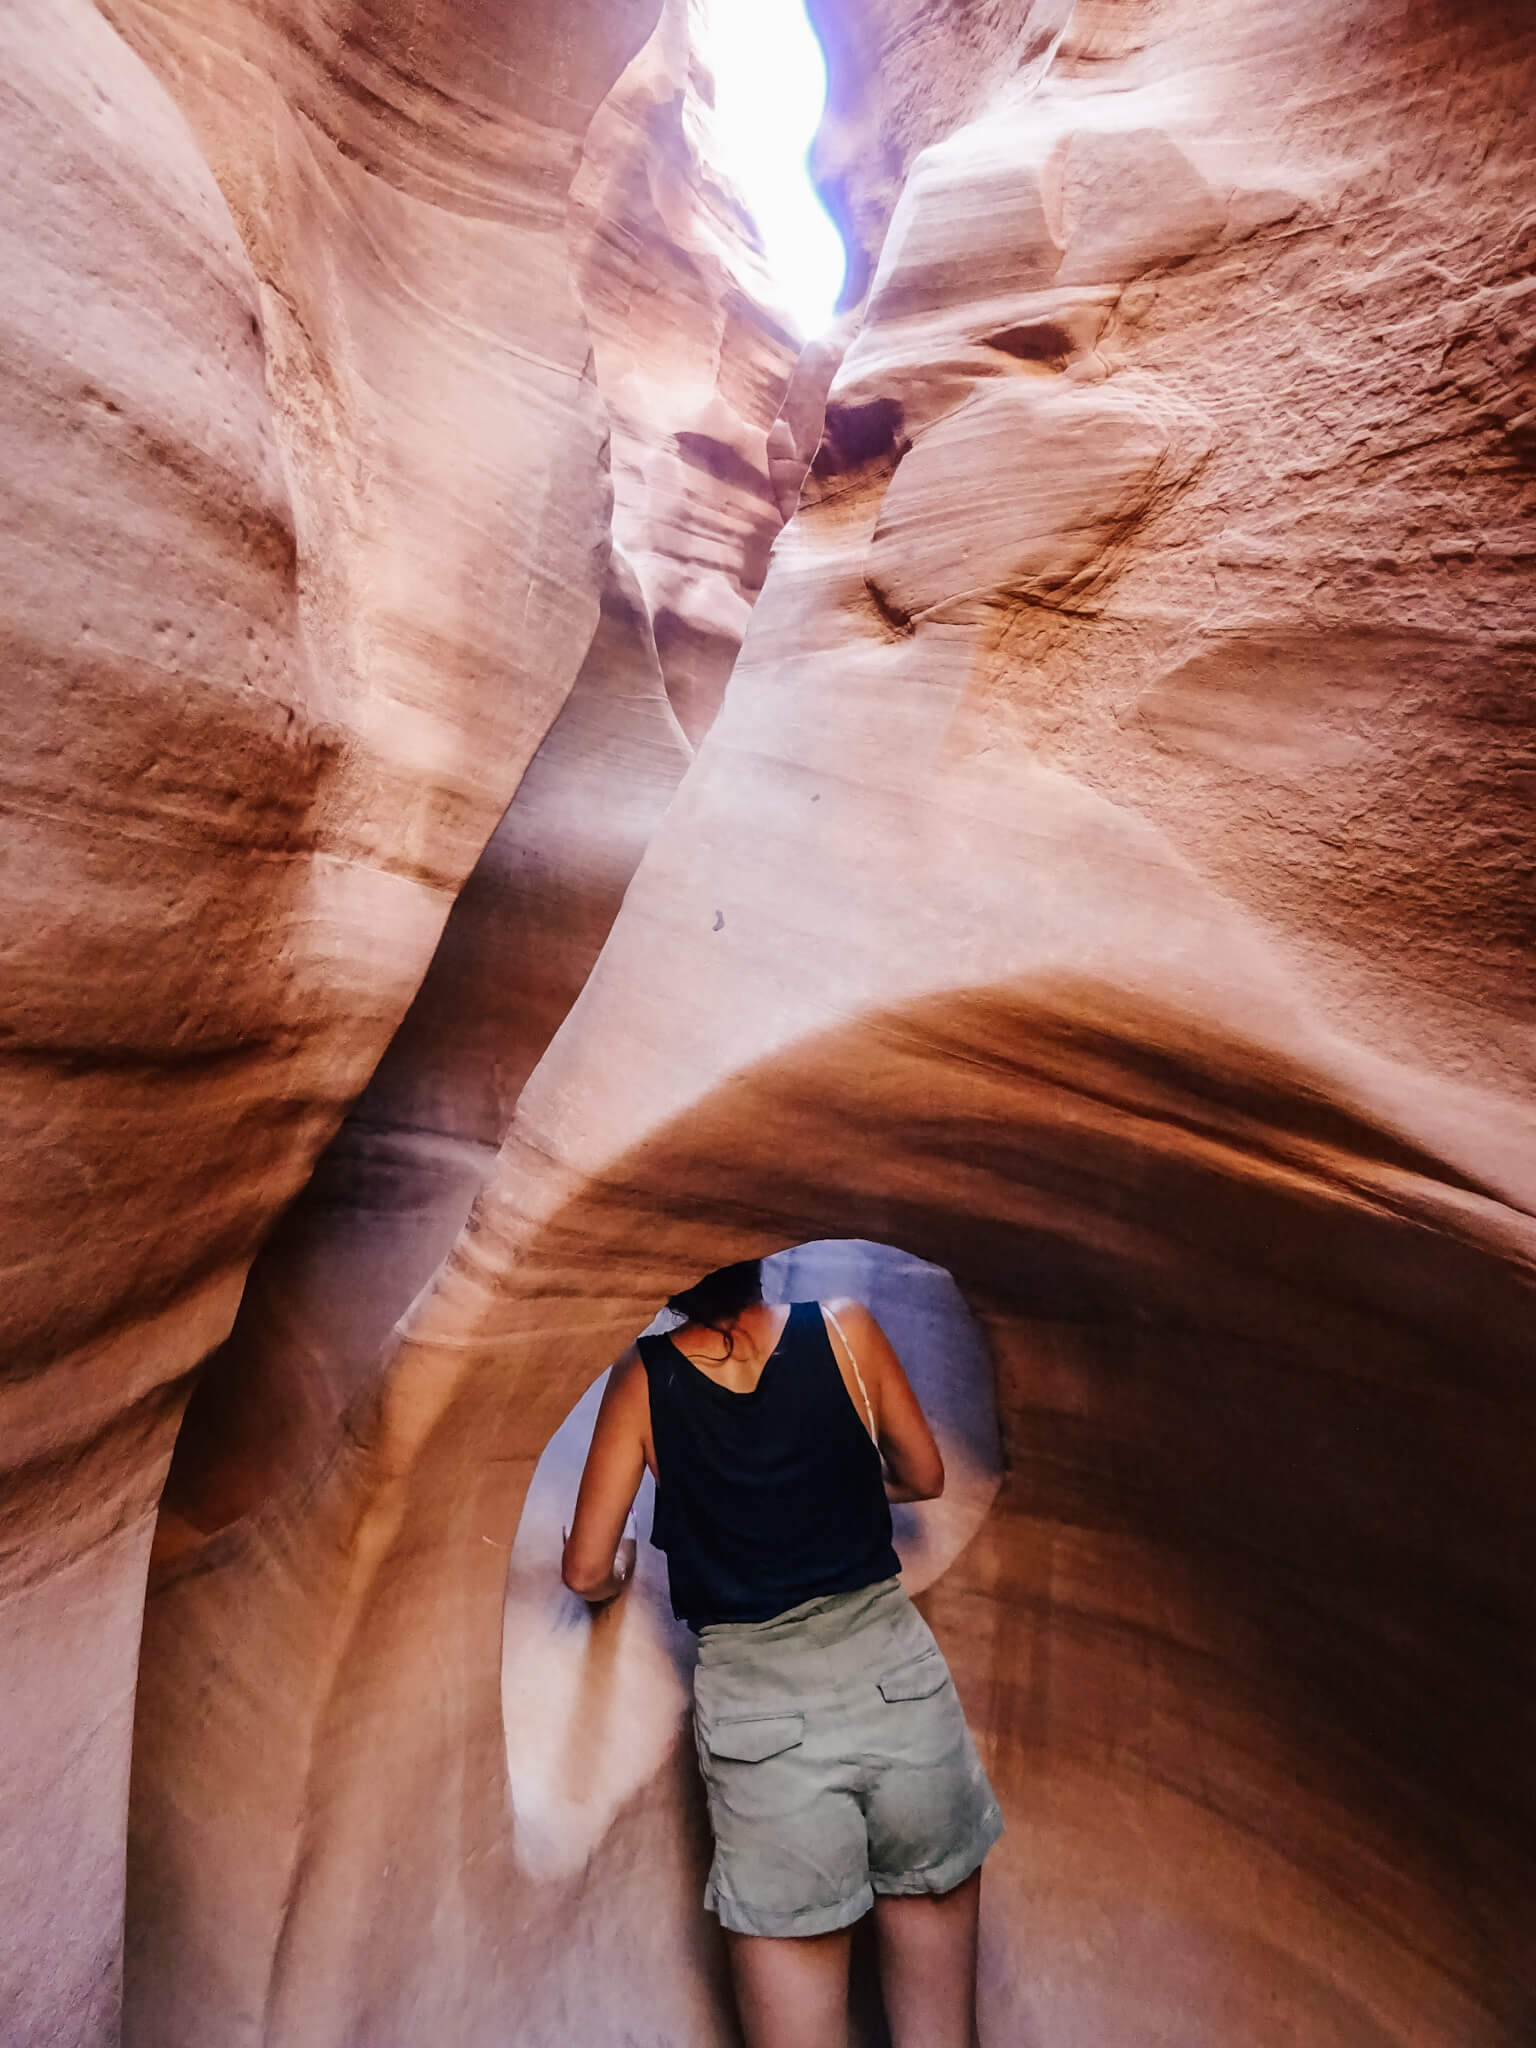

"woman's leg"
[726, 1926, 854, 2048]
[871, 1868, 982, 2048]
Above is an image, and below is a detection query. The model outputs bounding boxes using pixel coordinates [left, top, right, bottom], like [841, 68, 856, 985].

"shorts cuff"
[705, 1878, 875, 1938]
[871, 1802, 1004, 1900]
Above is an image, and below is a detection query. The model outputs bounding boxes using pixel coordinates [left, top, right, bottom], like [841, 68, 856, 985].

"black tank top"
[638, 1301, 899, 1630]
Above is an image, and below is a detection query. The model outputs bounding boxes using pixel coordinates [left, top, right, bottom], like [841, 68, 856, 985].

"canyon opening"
[1, 1, 1533, 2045]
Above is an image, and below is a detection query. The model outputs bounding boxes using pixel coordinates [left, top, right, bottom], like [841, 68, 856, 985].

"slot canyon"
[1, 0, 1533, 2041]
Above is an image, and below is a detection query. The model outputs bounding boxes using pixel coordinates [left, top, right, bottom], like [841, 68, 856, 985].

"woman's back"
[639, 1300, 899, 1630]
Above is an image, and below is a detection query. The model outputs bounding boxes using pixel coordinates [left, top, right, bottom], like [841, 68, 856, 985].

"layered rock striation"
[573, 0, 801, 742]
[3, 0, 1534, 2044]
[2, 0, 791, 2036]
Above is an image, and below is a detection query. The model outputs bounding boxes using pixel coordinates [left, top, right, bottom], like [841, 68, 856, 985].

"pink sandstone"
[0, 0, 1532, 2044]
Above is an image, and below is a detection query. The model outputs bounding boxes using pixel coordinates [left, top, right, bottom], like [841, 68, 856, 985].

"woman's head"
[667, 1260, 764, 1339]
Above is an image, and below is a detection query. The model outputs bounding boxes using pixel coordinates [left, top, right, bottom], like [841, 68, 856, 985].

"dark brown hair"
[666, 1260, 764, 1357]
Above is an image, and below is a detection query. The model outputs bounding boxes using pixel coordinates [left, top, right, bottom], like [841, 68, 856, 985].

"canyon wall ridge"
[1, 1, 1533, 2044]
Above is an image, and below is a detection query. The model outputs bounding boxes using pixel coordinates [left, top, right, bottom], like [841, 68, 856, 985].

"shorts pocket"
[877, 1651, 948, 1704]
[705, 1712, 805, 1763]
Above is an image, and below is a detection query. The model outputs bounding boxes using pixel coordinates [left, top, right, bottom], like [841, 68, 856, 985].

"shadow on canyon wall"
[128, 971, 1533, 2044]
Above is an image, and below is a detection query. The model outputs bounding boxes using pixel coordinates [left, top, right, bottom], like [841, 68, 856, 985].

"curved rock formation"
[573, 0, 801, 740]
[0, 9, 312, 2036]
[145, 0, 797, 1557]
[4, 0, 1534, 2043]
[1, 0, 675, 2032]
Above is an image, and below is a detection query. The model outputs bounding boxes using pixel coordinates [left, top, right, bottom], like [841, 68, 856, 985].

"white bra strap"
[822, 1305, 877, 1445]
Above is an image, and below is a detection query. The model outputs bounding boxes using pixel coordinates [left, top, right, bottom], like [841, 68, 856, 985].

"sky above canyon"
[699, 0, 846, 333]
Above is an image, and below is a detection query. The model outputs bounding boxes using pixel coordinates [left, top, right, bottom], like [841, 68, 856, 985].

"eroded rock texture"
[573, 0, 801, 742]
[2, 0, 772, 2033]
[5, 0, 1535, 2044]
[146, 0, 798, 1566]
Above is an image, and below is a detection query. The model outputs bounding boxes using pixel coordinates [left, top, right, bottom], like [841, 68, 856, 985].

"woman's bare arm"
[561, 1352, 648, 1602]
[826, 1299, 945, 1502]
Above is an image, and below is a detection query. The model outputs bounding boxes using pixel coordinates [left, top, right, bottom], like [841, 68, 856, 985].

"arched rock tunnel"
[2, 0, 1534, 2043]
[130, 980, 1536, 2045]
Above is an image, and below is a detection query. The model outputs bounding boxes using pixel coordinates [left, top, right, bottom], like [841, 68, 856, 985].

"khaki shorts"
[692, 1577, 1003, 1937]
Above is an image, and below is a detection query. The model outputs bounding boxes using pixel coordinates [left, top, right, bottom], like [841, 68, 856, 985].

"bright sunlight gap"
[698, 0, 846, 337]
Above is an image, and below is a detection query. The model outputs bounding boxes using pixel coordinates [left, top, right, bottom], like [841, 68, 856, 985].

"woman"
[562, 1260, 1002, 2048]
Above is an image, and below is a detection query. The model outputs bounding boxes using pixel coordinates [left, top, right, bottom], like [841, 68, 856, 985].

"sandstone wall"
[573, 0, 801, 742]
[5, 0, 1534, 2043]
[1, 0, 668, 2033]
[145, 0, 798, 1566]
[85, 2, 792, 2043]
[156, 0, 1526, 2039]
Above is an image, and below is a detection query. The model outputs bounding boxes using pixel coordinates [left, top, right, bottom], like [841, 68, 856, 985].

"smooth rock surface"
[6, 0, 1535, 2043]
[572, 0, 801, 740]
[148, 0, 797, 1564]
[131, 0, 1531, 2041]
[0, 6, 319, 2034]
[3, 0, 663, 2034]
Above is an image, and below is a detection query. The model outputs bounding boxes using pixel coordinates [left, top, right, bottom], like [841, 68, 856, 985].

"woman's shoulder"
[609, 1344, 649, 1388]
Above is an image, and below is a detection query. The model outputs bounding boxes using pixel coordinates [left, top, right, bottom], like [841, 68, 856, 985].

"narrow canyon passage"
[130, 976, 1535, 2045]
[431, 980, 1532, 2046]
[1, 0, 1533, 2044]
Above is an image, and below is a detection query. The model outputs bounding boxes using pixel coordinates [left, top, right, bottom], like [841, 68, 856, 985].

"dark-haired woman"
[562, 1260, 1002, 2048]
